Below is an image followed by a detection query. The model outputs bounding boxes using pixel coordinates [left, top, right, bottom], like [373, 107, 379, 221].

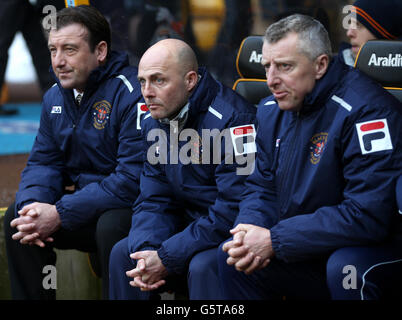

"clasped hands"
[10, 202, 61, 247]
[222, 224, 274, 275]
[126, 250, 168, 292]
[125, 224, 273, 291]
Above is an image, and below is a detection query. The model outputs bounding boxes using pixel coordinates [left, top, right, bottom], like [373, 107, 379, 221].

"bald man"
[109, 39, 256, 300]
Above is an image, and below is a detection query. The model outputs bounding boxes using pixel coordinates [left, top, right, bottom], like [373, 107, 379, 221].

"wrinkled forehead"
[48, 23, 88, 45]
[261, 33, 301, 63]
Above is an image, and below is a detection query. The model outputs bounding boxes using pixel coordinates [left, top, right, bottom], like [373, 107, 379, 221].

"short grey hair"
[264, 14, 332, 61]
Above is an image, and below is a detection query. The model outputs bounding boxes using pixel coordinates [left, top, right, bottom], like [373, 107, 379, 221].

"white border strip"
[331, 95, 353, 112]
[208, 106, 222, 119]
[116, 75, 133, 93]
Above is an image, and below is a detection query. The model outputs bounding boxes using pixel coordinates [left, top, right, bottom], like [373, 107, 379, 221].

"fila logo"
[230, 124, 256, 156]
[136, 103, 149, 130]
[356, 119, 393, 154]
[51, 106, 62, 114]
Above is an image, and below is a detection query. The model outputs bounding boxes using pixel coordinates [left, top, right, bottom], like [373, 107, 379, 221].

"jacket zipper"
[278, 112, 301, 217]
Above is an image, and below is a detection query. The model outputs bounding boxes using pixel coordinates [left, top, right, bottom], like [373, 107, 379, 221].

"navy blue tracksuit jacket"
[235, 58, 402, 263]
[15, 51, 144, 230]
[128, 67, 256, 275]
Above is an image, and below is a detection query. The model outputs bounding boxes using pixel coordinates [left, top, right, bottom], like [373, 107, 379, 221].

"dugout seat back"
[355, 40, 402, 102]
[233, 36, 271, 105]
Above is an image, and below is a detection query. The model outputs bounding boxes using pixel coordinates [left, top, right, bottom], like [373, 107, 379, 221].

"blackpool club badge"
[309, 132, 328, 164]
[92, 100, 111, 130]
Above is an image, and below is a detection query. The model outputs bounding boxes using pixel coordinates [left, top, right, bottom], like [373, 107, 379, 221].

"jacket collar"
[187, 67, 220, 122]
[300, 57, 348, 115]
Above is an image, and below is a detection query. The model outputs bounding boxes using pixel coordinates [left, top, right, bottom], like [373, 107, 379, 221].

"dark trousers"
[217, 240, 330, 300]
[326, 241, 402, 300]
[109, 237, 223, 299]
[4, 203, 132, 300]
[0, 0, 54, 93]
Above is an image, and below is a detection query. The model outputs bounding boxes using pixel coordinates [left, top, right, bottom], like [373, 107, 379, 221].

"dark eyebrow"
[48, 42, 79, 49]
[62, 43, 79, 48]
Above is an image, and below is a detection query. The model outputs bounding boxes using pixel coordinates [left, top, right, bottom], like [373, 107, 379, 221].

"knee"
[96, 210, 116, 237]
[327, 247, 363, 298]
[327, 250, 344, 284]
[327, 248, 359, 282]
[109, 237, 134, 272]
[96, 209, 131, 245]
[188, 248, 217, 279]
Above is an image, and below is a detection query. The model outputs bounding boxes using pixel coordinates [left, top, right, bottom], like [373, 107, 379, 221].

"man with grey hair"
[216, 14, 402, 299]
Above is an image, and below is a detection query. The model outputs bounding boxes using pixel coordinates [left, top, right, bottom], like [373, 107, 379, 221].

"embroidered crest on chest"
[92, 100, 111, 130]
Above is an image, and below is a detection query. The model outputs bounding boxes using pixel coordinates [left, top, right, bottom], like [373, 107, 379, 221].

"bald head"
[140, 39, 198, 76]
[138, 39, 199, 120]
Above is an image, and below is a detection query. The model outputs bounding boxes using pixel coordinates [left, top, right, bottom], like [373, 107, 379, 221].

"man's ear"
[314, 54, 329, 80]
[185, 70, 198, 92]
[96, 41, 108, 64]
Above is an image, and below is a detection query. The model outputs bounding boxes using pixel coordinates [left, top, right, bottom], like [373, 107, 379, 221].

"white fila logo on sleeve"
[356, 119, 393, 154]
[230, 124, 257, 156]
[51, 106, 62, 114]
[136, 103, 149, 130]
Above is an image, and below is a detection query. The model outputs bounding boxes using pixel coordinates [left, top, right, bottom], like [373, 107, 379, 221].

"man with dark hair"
[216, 14, 402, 300]
[3, 5, 144, 299]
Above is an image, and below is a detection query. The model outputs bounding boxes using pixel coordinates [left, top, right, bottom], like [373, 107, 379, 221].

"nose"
[266, 66, 280, 89]
[346, 27, 355, 39]
[141, 81, 155, 99]
[52, 51, 66, 69]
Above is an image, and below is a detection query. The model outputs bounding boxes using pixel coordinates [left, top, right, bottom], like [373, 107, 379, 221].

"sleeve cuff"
[55, 200, 72, 230]
[157, 246, 182, 275]
[270, 228, 284, 261]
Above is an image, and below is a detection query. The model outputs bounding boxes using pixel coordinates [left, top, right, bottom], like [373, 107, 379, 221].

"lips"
[146, 102, 162, 109]
[351, 45, 360, 53]
[58, 71, 72, 77]
[146, 104, 160, 111]
[273, 91, 288, 100]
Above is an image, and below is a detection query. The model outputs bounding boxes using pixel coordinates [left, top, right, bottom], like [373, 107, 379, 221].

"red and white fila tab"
[356, 119, 393, 155]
